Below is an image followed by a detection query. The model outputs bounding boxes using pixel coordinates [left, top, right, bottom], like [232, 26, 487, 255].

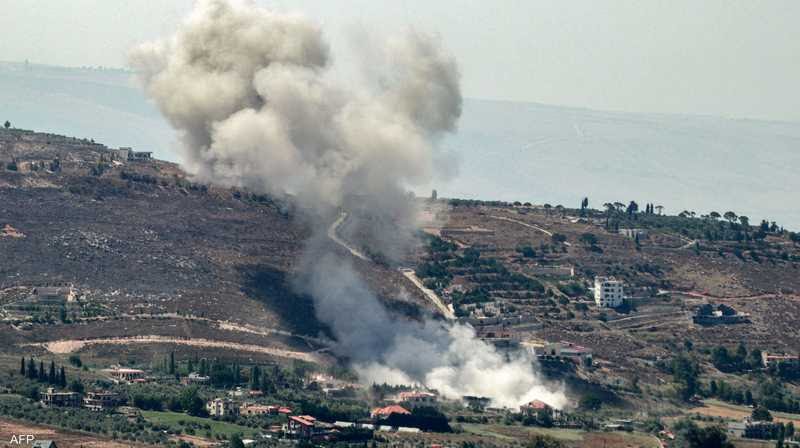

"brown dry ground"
[0, 417, 145, 447]
[0, 128, 435, 367]
[436, 204, 800, 395]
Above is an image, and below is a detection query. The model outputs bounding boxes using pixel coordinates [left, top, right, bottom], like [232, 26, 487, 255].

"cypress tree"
[49, 361, 56, 384]
[39, 361, 45, 382]
[20, 357, 25, 376]
[169, 351, 175, 375]
[27, 358, 36, 379]
[59, 367, 66, 387]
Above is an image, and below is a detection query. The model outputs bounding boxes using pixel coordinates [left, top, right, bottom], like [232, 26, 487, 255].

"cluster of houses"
[41, 387, 123, 412]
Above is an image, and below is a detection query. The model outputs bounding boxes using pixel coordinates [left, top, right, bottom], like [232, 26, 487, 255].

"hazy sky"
[1, 0, 798, 122]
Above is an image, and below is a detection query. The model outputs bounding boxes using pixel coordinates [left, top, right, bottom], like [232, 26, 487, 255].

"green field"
[142, 410, 259, 439]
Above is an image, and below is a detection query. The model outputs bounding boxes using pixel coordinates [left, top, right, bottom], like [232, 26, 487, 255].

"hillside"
[0, 127, 430, 367]
[2, 126, 800, 447]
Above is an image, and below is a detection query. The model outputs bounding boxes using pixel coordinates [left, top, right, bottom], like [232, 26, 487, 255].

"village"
[2, 126, 800, 447]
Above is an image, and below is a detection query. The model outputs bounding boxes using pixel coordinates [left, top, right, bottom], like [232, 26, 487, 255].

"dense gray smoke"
[132, 0, 565, 409]
[130, 0, 458, 212]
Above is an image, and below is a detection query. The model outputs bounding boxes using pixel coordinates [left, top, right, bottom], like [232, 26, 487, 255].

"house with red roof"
[520, 400, 554, 417]
[370, 404, 411, 419]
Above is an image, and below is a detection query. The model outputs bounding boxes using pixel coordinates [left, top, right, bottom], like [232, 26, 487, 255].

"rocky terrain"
[0, 127, 430, 367]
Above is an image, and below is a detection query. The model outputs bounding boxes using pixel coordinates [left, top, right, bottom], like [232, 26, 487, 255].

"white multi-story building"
[594, 276, 624, 308]
[206, 398, 239, 418]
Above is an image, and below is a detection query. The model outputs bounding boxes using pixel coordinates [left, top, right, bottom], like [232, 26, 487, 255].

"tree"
[20, 357, 25, 376]
[70, 379, 85, 394]
[672, 354, 701, 400]
[59, 367, 66, 387]
[709, 211, 721, 220]
[3, 120, 10, 129]
[752, 405, 773, 422]
[626, 200, 639, 216]
[739, 216, 750, 228]
[673, 418, 734, 448]
[169, 352, 176, 375]
[48, 361, 56, 384]
[229, 435, 245, 448]
[723, 211, 738, 224]
[581, 197, 589, 210]
[180, 386, 207, 417]
[579, 233, 597, 246]
[27, 358, 36, 379]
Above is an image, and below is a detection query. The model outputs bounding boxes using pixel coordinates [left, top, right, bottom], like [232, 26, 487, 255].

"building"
[128, 151, 152, 161]
[619, 228, 647, 239]
[284, 415, 335, 440]
[594, 276, 624, 308]
[463, 396, 491, 412]
[110, 147, 131, 161]
[761, 352, 800, 368]
[107, 368, 145, 382]
[519, 400, 555, 418]
[83, 391, 122, 411]
[181, 372, 210, 385]
[31, 286, 76, 304]
[240, 404, 273, 416]
[41, 388, 81, 408]
[206, 398, 239, 418]
[397, 391, 437, 408]
[371, 405, 411, 419]
[536, 341, 593, 366]
[693, 303, 750, 325]
[602, 419, 634, 431]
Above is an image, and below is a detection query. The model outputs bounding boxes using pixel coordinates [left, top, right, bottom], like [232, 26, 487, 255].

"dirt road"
[400, 268, 456, 320]
[327, 211, 455, 319]
[328, 211, 369, 261]
[26, 335, 325, 363]
[490, 215, 571, 245]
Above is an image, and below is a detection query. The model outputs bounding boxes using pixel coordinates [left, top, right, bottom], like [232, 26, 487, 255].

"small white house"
[594, 276, 624, 308]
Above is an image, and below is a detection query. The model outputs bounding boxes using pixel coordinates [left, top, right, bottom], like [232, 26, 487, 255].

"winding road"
[490, 215, 571, 246]
[328, 211, 455, 320]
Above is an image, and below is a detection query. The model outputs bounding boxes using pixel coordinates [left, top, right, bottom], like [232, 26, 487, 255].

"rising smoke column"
[131, 0, 566, 409]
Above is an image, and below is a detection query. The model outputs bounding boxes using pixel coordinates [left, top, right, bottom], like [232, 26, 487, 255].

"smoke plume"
[132, 0, 566, 409]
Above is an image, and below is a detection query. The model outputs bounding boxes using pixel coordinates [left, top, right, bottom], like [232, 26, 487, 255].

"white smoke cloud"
[132, 0, 566, 409]
[304, 254, 567, 409]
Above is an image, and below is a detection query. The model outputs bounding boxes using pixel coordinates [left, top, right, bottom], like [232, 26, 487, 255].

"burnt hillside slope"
[0, 127, 430, 363]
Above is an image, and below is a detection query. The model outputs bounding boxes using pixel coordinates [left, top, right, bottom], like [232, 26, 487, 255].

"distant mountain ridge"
[2, 61, 798, 229]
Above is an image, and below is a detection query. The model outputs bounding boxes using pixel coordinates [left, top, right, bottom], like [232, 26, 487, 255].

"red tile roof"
[522, 399, 552, 410]
[371, 405, 411, 418]
[289, 415, 316, 426]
